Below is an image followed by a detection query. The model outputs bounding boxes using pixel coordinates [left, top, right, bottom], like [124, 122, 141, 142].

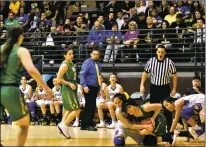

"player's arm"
[143, 103, 162, 121]
[170, 99, 184, 132]
[119, 85, 124, 94]
[18, 47, 51, 96]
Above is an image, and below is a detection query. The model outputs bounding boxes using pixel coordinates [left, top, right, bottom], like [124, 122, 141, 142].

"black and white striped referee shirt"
[144, 57, 176, 86]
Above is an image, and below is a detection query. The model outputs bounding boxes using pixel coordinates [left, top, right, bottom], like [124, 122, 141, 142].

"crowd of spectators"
[0, 0, 205, 63]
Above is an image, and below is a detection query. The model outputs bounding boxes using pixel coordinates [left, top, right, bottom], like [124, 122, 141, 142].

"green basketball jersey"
[62, 61, 77, 84]
[0, 44, 24, 84]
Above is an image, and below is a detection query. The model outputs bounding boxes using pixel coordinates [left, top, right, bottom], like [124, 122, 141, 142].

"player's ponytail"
[0, 24, 24, 68]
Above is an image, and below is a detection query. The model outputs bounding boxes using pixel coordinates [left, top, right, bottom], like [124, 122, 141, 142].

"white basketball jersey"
[77, 85, 83, 96]
[37, 88, 47, 99]
[20, 84, 31, 99]
[175, 94, 205, 108]
[108, 84, 121, 99]
[52, 87, 62, 100]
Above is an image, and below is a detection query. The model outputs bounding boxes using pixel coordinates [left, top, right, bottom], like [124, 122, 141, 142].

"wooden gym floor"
[1, 124, 205, 146]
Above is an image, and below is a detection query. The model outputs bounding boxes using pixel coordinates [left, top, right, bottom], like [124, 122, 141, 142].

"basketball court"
[1, 124, 205, 146]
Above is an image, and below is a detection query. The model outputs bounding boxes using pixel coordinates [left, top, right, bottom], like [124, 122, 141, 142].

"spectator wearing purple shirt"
[175, 0, 190, 20]
[17, 7, 29, 31]
[82, 21, 105, 60]
[122, 21, 140, 63]
[151, 8, 163, 28]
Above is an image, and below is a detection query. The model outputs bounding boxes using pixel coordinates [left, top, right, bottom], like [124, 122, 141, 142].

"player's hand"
[146, 124, 154, 132]
[69, 83, 77, 90]
[45, 87, 53, 99]
[84, 87, 89, 93]
[149, 118, 155, 127]
[140, 85, 145, 94]
[171, 89, 176, 97]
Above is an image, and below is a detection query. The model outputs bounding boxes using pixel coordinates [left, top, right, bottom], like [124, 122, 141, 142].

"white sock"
[193, 124, 201, 130]
[75, 118, 79, 122]
[100, 120, 104, 124]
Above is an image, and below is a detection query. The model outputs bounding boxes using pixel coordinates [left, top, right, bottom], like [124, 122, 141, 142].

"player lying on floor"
[163, 94, 205, 140]
[112, 93, 195, 146]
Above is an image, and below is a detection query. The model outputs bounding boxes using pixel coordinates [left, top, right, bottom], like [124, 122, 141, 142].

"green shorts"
[1, 86, 29, 121]
[154, 113, 167, 136]
[61, 84, 80, 111]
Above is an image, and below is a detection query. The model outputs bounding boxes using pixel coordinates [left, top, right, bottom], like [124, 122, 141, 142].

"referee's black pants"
[150, 83, 172, 132]
[81, 85, 99, 128]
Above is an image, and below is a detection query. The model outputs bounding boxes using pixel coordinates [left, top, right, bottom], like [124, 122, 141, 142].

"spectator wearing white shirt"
[116, 11, 124, 30]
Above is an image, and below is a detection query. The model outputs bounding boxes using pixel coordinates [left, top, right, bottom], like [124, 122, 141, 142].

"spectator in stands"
[104, 12, 116, 30]
[73, 15, 84, 31]
[120, 14, 129, 34]
[138, 16, 159, 62]
[28, 83, 54, 125]
[52, 78, 63, 123]
[96, 74, 124, 129]
[137, 12, 146, 29]
[72, 84, 85, 127]
[104, 0, 122, 18]
[134, 1, 148, 14]
[19, 76, 33, 103]
[1, 1, 9, 21]
[61, 24, 76, 46]
[9, 0, 20, 15]
[28, 7, 41, 32]
[175, 0, 190, 20]
[4, 11, 19, 28]
[145, 0, 157, 18]
[41, 0, 58, 26]
[190, 1, 203, 17]
[0, 21, 6, 39]
[96, 14, 105, 29]
[103, 23, 123, 63]
[122, 21, 140, 63]
[0, 15, 3, 21]
[189, 18, 205, 44]
[157, 20, 174, 50]
[84, 21, 106, 58]
[17, 7, 29, 31]
[129, 7, 139, 24]
[64, 18, 75, 31]
[192, 10, 205, 27]
[159, 0, 169, 19]
[51, 1, 66, 26]
[121, 0, 135, 15]
[170, 13, 186, 48]
[164, 6, 177, 25]
[37, 12, 51, 32]
[185, 76, 204, 96]
[79, 12, 90, 27]
[151, 8, 163, 28]
[116, 11, 124, 30]
[19, 1, 31, 14]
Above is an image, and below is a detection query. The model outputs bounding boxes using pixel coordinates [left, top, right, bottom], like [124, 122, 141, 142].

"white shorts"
[96, 97, 113, 108]
[36, 99, 53, 106]
[114, 121, 144, 144]
[78, 97, 85, 107]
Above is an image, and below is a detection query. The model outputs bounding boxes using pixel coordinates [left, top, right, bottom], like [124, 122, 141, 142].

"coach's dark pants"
[81, 85, 99, 128]
[150, 83, 172, 132]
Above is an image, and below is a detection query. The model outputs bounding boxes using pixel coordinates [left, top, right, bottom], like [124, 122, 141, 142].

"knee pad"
[113, 136, 125, 146]
[143, 135, 157, 146]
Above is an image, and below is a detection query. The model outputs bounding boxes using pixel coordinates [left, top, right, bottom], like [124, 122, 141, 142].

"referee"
[140, 44, 177, 132]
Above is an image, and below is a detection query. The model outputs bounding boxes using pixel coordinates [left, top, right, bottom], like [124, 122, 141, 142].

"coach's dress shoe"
[80, 127, 87, 130]
[86, 126, 97, 131]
